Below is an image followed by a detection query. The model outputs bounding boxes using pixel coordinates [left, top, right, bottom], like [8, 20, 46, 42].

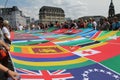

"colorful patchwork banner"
[9, 28, 120, 80]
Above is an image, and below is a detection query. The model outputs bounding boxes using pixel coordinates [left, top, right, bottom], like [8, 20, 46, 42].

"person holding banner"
[0, 17, 19, 80]
[0, 64, 19, 80]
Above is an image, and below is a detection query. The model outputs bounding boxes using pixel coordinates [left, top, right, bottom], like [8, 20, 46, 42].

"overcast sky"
[0, 0, 120, 20]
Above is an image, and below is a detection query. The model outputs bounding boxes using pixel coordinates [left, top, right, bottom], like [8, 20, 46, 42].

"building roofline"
[39, 6, 64, 12]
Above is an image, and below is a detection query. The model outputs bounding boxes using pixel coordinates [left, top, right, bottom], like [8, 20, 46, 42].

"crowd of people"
[58, 17, 120, 30]
[18, 16, 120, 32]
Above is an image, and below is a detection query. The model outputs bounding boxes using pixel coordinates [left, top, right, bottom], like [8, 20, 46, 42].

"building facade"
[39, 6, 65, 25]
[0, 6, 29, 29]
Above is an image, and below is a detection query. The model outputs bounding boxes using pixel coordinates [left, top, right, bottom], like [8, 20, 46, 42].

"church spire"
[110, 0, 113, 7]
[111, 0, 113, 3]
[108, 0, 115, 18]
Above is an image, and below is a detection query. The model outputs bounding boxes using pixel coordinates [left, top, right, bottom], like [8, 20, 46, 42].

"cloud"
[0, 5, 4, 8]
[20, 6, 39, 20]
[1, 0, 120, 20]
[52, 0, 63, 5]
[19, 0, 87, 20]
[60, 0, 87, 19]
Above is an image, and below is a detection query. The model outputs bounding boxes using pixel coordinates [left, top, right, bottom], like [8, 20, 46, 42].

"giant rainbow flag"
[10, 28, 120, 80]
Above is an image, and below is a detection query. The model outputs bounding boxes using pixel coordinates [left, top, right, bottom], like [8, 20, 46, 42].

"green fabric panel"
[100, 31, 120, 42]
[12, 41, 48, 46]
[116, 31, 120, 36]
[98, 31, 110, 37]
[47, 27, 57, 32]
[13, 60, 95, 70]
[32, 33, 42, 36]
[57, 39, 94, 46]
[101, 55, 120, 73]
[14, 47, 22, 52]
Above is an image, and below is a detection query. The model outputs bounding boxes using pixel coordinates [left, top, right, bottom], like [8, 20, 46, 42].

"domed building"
[39, 6, 65, 24]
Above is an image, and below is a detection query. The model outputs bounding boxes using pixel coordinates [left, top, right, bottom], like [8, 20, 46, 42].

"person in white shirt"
[2, 20, 11, 44]
[17, 24, 23, 31]
[92, 19, 97, 30]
